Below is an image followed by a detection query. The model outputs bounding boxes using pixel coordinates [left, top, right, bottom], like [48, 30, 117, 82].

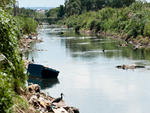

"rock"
[26, 84, 79, 113]
[71, 107, 80, 113]
[39, 101, 47, 108]
[64, 107, 80, 113]
[52, 107, 68, 113]
[28, 35, 32, 39]
[28, 84, 41, 93]
[116, 64, 145, 70]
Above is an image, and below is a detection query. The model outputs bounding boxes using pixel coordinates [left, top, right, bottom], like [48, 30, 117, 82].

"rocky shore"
[19, 34, 43, 53]
[23, 84, 79, 113]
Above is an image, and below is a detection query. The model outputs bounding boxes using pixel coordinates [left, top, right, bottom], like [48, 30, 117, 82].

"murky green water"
[27, 25, 150, 113]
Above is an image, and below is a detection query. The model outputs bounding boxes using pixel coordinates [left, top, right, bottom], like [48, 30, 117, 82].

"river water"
[27, 25, 150, 113]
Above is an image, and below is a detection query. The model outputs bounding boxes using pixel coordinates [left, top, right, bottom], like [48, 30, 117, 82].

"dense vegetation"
[15, 16, 38, 34]
[0, 8, 27, 112]
[54, 1, 149, 46]
[15, 8, 39, 34]
[0, 0, 15, 9]
[46, 0, 135, 18]
[45, 6, 65, 24]
[46, 0, 150, 46]
[0, 1, 39, 112]
[64, 0, 135, 16]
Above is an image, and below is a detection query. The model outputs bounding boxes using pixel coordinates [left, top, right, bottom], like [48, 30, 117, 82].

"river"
[26, 25, 150, 113]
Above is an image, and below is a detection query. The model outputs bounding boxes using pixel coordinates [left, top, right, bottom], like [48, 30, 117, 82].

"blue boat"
[27, 64, 59, 78]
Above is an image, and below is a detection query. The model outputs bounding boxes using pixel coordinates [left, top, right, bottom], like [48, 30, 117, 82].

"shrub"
[15, 16, 38, 34]
[0, 8, 27, 93]
[144, 21, 150, 37]
[0, 72, 13, 113]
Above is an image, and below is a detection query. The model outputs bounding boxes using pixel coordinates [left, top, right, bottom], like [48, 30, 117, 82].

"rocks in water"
[26, 84, 79, 113]
[116, 64, 145, 70]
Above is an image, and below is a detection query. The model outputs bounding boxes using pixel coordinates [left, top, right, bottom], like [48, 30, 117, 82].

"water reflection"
[28, 76, 60, 89]
[63, 35, 150, 61]
[26, 26, 150, 113]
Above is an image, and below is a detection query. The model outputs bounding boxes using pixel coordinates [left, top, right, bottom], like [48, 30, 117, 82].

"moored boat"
[27, 64, 59, 78]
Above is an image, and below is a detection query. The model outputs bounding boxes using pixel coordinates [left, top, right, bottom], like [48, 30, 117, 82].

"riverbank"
[19, 34, 43, 53]
[58, 2, 150, 49]
[79, 29, 150, 49]
[18, 84, 79, 113]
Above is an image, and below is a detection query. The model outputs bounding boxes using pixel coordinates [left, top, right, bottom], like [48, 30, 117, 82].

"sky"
[18, 0, 150, 8]
[18, 0, 65, 8]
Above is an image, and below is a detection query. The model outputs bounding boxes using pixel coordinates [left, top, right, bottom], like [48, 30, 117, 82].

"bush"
[0, 72, 13, 113]
[60, 2, 150, 40]
[0, 6, 27, 102]
[15, 16, 38, 34]
[144, 21, 150, 36]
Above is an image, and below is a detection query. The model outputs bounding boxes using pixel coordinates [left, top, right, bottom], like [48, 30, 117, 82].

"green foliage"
[15, 16, 38, 34]
[46, 7, 60, 18]
[0, 72, 13, 113]
[107, 0, 135, 8]
[0, 0, 15, 9]
[46, 6, 65, 19]
[0, 8, 20, 63]
[60, 2, 150, 40]
[144, 21, 150, 36]
[57, 5, 65, 18]
[65, 0, 81, 16]
[64, 0, 135, 17]
[46, 0, 136, 21]
[0, 8, 28, 112]
[13, 95, 29, 112]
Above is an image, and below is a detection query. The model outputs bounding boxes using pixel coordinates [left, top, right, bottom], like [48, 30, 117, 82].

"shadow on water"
[28, 76, 60, 89]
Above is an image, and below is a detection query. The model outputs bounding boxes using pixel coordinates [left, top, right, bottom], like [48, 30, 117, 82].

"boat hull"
[27, 64, 59, 78]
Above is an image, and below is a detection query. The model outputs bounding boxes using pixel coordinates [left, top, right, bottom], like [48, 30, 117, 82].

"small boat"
[27, 64, 59, 78]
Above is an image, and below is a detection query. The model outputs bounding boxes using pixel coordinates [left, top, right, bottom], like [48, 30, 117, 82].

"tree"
[107, 0, 135, 8]
[0, 0, 15, 9]
[57, 5, 65, 18]
[65, 0, 82, 16]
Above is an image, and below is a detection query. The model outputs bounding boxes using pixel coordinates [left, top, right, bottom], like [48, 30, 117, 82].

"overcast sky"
[18, 0, 65, 8]
[18, 0, 150, 8]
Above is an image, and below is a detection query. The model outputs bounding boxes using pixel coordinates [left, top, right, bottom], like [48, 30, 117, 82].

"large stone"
[28, 84, 41, 93]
